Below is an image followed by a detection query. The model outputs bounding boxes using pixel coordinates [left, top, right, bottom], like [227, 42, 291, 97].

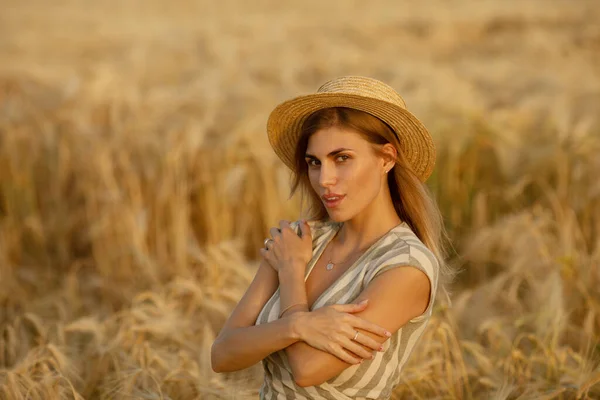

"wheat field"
[0, 0, 599, 399]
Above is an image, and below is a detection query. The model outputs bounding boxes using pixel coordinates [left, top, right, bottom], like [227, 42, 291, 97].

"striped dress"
[254, 218, 439, 400]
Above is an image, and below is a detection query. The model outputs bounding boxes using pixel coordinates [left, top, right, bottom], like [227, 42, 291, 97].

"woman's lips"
[324, 195, 345, 208]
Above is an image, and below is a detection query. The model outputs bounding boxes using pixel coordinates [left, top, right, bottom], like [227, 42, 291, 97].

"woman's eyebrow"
[305, 148, 353, 159]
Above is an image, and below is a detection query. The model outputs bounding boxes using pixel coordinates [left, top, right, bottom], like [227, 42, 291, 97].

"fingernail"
[360, 299, 368, 304]
[379, 346, 384, 351]
[385, 331, 391, 337]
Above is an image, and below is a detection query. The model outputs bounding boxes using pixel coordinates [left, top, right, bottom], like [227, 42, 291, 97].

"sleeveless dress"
[254, 219, 439, 399]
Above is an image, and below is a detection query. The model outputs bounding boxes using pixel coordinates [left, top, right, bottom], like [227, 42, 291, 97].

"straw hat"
[266, 76, 436, 182]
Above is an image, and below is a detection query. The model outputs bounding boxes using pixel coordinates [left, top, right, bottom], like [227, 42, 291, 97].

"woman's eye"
[306, 155, 349, 167]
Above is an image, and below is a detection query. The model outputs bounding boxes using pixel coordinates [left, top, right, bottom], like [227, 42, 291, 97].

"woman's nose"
[319, 164, 336, 186]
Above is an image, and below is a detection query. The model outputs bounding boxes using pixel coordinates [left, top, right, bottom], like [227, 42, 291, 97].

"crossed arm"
[279, 264, 431, 387]
[211, 258, 431, 387]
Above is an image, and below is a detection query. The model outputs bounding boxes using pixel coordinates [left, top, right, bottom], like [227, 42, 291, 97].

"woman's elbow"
[294, 371, 324, 388]
[211, 340, 227, 373]
[291, 355, 339, 387]
[211, 342, 220, 373]
[290, 360, 319, 387]
[294, 375, 313, 388]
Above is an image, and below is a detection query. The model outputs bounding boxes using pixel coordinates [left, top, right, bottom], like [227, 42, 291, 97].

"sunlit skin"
[304, 125, 403, 252]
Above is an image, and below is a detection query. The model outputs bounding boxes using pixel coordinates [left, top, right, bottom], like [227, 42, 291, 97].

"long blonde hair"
[289, 107, 454, 304]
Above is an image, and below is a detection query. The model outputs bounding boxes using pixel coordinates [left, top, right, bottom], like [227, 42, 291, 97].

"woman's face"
[304, 125, 385, 221]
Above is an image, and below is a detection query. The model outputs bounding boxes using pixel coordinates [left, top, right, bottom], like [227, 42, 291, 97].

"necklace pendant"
[326, 262, 334, 271]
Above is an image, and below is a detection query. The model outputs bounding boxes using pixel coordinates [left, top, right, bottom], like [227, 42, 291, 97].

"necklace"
[325, 235, 364, 271]
[325, 221, 404, 271]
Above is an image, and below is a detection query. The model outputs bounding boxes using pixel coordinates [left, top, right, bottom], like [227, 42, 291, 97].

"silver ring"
[263, 238, 273, 249]
[353, 331, 359, 341]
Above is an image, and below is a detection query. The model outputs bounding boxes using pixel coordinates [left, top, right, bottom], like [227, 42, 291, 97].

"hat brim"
[266, 92, 435, 182]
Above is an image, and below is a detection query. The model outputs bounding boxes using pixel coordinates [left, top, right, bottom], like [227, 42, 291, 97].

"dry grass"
[0, 0, 599, 398]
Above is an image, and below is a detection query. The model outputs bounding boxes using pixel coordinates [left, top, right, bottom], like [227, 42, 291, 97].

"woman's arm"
[281, 266, 431, 387]
[276, 266, 312, 378]
[211, 259, 303, 373]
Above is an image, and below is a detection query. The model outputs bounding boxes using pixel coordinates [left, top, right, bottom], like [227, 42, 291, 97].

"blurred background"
[1, 0, 599, 398]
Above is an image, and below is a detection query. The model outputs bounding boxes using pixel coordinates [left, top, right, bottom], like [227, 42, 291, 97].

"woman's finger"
[330, 343, 362, 364]
[344, 326, 384, 352]
[259, 247, 276, 269]
[340, 335, 375, 360]
[350, 315, 391, 338]
[330, 300, 368, 313]
[298, 219, 311, 239]
[269, 227, 281, 240]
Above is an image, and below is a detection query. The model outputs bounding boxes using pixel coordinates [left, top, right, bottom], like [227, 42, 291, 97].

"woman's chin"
[326, 212, 347, 223]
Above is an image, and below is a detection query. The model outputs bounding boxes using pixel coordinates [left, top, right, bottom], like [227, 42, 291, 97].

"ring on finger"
[353, 331, 359, 341]
[264, 238, 273, 249]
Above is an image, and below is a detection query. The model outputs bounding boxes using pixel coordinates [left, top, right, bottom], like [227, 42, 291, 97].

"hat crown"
[317, 76, 407, 109]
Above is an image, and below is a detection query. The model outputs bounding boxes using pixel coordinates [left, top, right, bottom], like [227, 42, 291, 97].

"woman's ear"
[381, 143, 397, 173]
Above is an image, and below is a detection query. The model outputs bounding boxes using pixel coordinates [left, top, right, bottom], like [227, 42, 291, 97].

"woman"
[211, 76, 452, 399]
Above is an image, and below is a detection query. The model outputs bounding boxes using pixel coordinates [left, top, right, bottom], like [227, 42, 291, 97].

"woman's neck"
[332, 190, 402, 253]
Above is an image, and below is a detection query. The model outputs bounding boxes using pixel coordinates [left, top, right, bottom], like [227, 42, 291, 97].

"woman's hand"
[259, 220, 312, 274]
[291, 300, 392, 364]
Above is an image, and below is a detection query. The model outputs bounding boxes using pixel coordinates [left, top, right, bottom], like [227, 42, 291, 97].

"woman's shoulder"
[365, 224, 440, 323]
[391, 224, 438, 264]
[365, 224, 440, 281]
[290, 218, 338, 242]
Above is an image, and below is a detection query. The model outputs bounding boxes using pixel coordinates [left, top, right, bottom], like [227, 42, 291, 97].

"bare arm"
[275, 267, 313, 378]
[211, 259, 303, 373]
[281, 266, 431, 387]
